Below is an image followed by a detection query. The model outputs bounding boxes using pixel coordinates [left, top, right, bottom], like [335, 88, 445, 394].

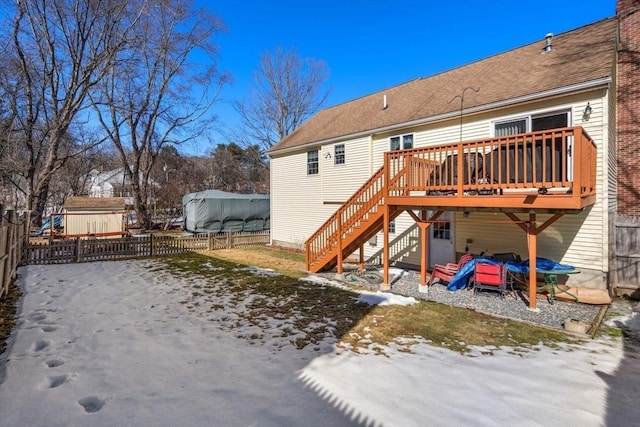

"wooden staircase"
[304, 127, 598, 274]
[305, 166, 403, 273]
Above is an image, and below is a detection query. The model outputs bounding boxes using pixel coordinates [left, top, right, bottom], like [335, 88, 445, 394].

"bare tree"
[234, 47, 330, 151]
[3, 0, 138, 221]
[91, 0, 228, 229]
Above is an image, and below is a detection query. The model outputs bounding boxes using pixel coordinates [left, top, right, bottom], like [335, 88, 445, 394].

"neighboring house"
[62, 197, 127, 238]
[87, 168, 156, 206]
[269, 1, 639, 307]
[88, 168, 129, 199]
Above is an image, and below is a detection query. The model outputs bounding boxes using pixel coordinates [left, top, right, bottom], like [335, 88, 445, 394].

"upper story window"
[307, 150, 319, 175]
[390, 134, 414, 151]
[494, 111, 569, 136]
[334, 144, 345, 165]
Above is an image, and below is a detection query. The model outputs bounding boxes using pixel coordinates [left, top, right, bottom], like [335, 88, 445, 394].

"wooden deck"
[384, 126, 596, 212]
[305, 127, 597, 309]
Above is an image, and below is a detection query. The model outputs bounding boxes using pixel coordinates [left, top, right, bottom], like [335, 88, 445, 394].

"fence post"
[149, 233, 154, 257]
[1, 206, 8, 298]
[226, 231, 232, 249]
[75, 237, 82, 263]
[6, 210, 17, 281]
[207, 232, 212, 251]
[19, 212, 28, 265]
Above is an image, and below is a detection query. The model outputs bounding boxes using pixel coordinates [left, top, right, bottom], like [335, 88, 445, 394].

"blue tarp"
[33, 215, 62, 236]
[446, 257, 575, 291]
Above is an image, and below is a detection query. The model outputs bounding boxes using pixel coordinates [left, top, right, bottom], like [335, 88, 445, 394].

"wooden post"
[381, 204, 390, 291]
[6, 211, 17, 281]
[337, 214, 343, 275]
[49, 213, 54, 244]
[75, 237, 82, 263]
[149, 233, 154, 257]
[226, 231, 232, 249]
[528, 212, 537, 309]
[1, 212, 9, 298]
[358, 244, 364, 271]
[207, 232, 212, 251]
[419, 222, 429, 286]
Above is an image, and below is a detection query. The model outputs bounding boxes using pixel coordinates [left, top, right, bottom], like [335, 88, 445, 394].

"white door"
[429, 212, 455, 268]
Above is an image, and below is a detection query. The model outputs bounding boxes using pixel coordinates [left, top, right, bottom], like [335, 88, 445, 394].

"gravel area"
[320, 266, 604, 332]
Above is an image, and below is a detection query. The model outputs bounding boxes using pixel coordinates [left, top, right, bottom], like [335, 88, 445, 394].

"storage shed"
[182, 190, 270, 233]
[62, 197, 127, 238]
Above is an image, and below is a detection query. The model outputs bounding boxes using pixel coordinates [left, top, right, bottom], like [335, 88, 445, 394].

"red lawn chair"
[428, 253, 473, 286]
[472, 261, 507, 297]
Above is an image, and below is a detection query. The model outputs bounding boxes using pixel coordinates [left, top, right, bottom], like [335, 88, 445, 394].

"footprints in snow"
[78, 396, 105, 413]
[28, 313, 105, 415]
[40, 374, 69, 389]
[33, 340, 49, 352]
[45, 359, 64, 368]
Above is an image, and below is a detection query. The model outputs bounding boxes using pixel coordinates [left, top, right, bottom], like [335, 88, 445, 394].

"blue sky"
[191, 0, 616, 155]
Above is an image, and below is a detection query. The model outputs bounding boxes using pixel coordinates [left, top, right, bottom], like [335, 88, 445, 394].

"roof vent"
[383, 94, 388, 109]
[543, 33, 553, 52]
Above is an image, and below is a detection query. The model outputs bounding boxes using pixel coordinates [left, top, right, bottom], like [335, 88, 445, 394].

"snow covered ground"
[1, 259, 639, 426]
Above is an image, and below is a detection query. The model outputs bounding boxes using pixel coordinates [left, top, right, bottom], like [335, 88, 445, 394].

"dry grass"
[0, 247, 576, 357]
[199, 246, 306, 278]
[0, 285, 21, 355]
[189, 248, 574, 352]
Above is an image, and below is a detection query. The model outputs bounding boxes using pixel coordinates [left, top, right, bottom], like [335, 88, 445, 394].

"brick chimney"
[617, 0, 640, 216]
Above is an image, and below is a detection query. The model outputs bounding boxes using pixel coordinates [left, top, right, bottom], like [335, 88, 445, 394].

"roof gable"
[270, 18, 616, 153]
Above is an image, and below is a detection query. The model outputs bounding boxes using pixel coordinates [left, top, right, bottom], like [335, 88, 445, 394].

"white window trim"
[491, 109, 572, 137]
[491, 116, 530, 137]
[307, 150, 319, 175]
[389, 133, 414, 151]
[334, 144, 345, 165]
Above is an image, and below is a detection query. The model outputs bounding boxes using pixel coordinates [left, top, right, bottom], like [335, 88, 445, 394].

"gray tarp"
[182, 190, 270, 233]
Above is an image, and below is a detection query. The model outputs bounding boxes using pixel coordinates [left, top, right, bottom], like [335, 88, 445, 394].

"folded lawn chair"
[472, 261, 507, 297]
[428, 253, 473, 286]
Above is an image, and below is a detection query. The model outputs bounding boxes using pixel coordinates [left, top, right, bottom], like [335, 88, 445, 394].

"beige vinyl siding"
[363, 211, 422, 266]
[606, 84, 617, 213]
[455, 212, 528, 257]
[322, 136, 372, 202]
[379, 95, 608, 271]
[270, 150, 337, 248]
[271, 91, 612, 280]
[569, 93, 607, 272]
[63, 212, 125, 237]
[453, 94, 609, 272]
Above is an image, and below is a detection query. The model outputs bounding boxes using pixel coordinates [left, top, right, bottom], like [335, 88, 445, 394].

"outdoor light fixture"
[583, 102, 592, 120]
[538, 187, 548, 195]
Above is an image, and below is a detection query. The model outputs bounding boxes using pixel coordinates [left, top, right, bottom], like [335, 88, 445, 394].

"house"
[268, 1, 640, 308]
[62, 197, 127, 238]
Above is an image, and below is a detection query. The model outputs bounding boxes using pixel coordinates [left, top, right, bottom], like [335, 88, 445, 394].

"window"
[532, 112, 568, 131]
[390, 134, 414, 151]
[495, 118, 527, 136]
[389, 220, 396, 234]
[334, 144, 345, 165]
[494, 111, 569, 136]
[432, 221, 450, 240]
[307, 150, 318, 175]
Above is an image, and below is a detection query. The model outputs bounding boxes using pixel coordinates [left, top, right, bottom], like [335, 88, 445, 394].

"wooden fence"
[25, 231, 270, 265]
[1, 207, 28, 300]
[614, 214, 640, 297]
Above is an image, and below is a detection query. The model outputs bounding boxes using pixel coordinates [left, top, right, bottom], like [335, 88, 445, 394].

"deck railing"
[385, 126, 596, 198]
[305, 166, 386, 271]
